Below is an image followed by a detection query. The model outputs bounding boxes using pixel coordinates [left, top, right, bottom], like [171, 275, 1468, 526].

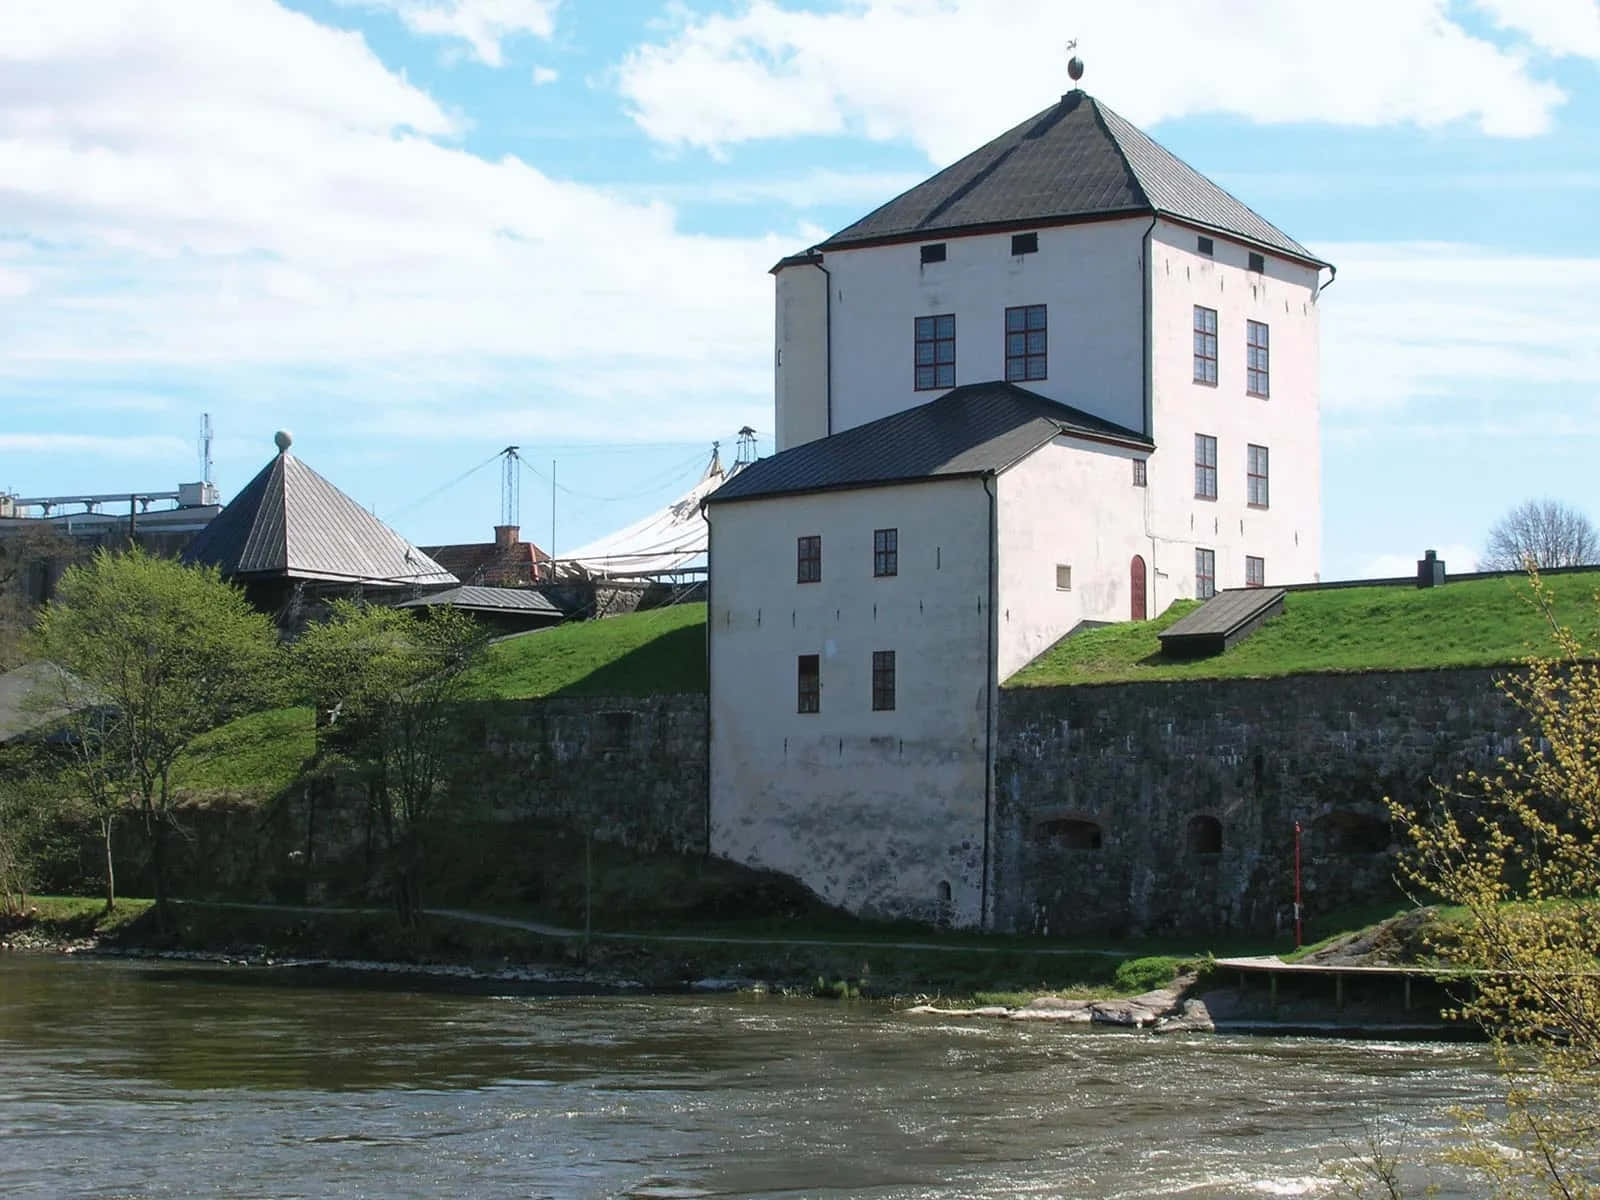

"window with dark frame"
[1247, 320, 1270, 397]
[1248, 251, 1265, 273]
[1132, 459, 1147, 487]
[1197, 236, 1214, 257]
[797, 654, 820, 713]
[1004, 304, 1047, 382]
[873, 527, 898, 577]
[796, 535, 821, 583]
[914, 314, 955, 391]
[1011, 232, 1038, 255]
[1246, 555, 1265, 588]
[1247, 444, 1269, 507]
[1194, 433, 1218, 500]
[871, 650, 896, 711]
[920, 242, 946, 264]
[1193, 305, 1218, 384]
[1196, 548, 1216, 599]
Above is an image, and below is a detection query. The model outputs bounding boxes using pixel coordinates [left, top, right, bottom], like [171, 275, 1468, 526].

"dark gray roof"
[0, 662, 92, 743]
[817, 91, 1325, 267]
[707, 381, 1150, 506]
[1160, 587, 1287, 642]
[398, 585, 561, 614]
[184, 450, 455, 587]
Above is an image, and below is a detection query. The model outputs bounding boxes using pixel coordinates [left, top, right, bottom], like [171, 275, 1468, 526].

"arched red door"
[1131, 555, 1147, 621]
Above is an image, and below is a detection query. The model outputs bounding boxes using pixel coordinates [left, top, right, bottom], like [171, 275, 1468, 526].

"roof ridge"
[1082, 93, 1153, 212]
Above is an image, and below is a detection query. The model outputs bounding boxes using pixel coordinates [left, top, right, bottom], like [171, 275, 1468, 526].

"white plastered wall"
[774, 262, 829, 451]
[707, 477, 992, 925]
[994, 435, 1153, 680]
[1143, 220, 1323, 611]
[773, 219, 1148, 450]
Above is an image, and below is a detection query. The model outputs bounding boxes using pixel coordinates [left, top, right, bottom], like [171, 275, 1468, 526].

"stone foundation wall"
[992, 669, 1524, 937]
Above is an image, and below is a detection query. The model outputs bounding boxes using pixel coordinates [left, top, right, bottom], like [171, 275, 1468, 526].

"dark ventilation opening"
[1248, 251, 1265, 273]
[1319, 811, 1392, 855]
[1038, 818, 1103, 850]
[1011, 232, 1038, 256]
[1186, 815, 1223, 855]
[1197, 236, 1214, 257]
[920, 242, 947, 264]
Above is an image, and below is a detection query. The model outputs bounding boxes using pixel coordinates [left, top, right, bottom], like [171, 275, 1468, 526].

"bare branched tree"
[1479, 499, 1599, 571]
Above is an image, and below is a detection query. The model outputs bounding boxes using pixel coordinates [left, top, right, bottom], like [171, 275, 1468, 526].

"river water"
[0, 956, 1503, 1198]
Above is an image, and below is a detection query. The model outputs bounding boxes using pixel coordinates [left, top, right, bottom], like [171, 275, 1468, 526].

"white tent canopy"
[549, 455, 735, 580]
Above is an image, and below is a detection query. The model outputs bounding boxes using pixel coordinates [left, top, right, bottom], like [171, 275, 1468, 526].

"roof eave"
[818, 206, 1155, 254]
[1154, 213, 1332, 272]
[706, 469, 993, 508]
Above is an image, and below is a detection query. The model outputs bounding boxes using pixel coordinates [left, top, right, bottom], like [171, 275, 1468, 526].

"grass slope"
[465, 603, 706, 700]
[171, 706, 315, 800]
[1008, 572, 1600, 688]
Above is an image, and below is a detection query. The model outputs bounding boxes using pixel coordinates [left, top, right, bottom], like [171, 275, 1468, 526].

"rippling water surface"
[0, 956, 1503, 1198]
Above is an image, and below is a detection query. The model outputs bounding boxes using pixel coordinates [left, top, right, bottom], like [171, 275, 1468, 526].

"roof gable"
[707, 381, 1150, 506]
[817, 91, 1324, 268]
[184, 450, 455, 587]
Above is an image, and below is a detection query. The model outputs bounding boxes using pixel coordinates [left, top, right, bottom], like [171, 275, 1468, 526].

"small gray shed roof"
[1158, 587, 1287, 657]
[706, 381, 1150, 507]
[397, 585, 562, 615]
[184, 444, 455, 588]
[813, 90, 1327, 268]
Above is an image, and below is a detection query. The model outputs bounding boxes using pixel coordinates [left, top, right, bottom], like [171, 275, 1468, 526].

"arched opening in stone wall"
[1038, 818, 1103, 850]
[1318, 811, 1392, 854]
[1186, 814, 1223, 855]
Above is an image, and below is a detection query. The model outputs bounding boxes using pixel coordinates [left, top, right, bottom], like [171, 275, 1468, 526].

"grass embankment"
[1009, 571, 1600, 688]
[464, 603, 705, 700]
[171, 706, 315, 800]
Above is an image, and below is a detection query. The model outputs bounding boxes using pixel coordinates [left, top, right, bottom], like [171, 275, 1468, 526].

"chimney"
[494, 524, 520, 550]
[1417, 548, 1445, 588]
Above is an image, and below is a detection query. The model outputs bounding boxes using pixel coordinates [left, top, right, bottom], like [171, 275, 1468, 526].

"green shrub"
[1114, 955, 1181, 993]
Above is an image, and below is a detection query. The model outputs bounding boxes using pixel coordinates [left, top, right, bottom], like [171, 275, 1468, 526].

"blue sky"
[3, 0, 1598, 578]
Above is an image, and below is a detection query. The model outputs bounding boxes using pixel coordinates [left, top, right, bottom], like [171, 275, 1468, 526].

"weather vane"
[1067, 38, 1084, 85]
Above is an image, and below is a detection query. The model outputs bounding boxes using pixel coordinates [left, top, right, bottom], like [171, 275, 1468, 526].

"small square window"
[797, 654, 820, 713]
[1196, 548, 1216, 600]
[1055, 564, 1072, 591]
[1197, 236, 1214, 257]
[1132, 459, 1147, 487]
[1248, 251, 1265, 273]
[1246, 556, 1265, 588]
[871, 650, 896, 711]
[920, 242, 946, 264]
[874, 527, 898, 577]
[797, 535, 821, 583]
[1011, 232, 1038, 255]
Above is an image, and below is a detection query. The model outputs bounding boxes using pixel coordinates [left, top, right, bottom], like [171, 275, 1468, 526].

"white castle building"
[703, 84, 1332, 927]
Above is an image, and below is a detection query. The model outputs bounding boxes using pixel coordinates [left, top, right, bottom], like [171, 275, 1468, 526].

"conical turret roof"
[184, 437, 456, 588]
[818, 90, 1325, 267]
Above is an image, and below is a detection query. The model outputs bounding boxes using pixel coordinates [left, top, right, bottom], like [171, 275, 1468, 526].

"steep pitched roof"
[706, 381, 1150, 506]
[184, 447, 455, 587]
[817, 90, 1325, 267]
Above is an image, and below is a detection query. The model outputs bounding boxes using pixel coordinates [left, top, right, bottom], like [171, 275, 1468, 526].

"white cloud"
[531, 64, 559, 85]
[1319, 243, 1600, 413]
[345, 0, 559, 66]
[618, 0, 1579, 161]
[1473, 0, 1600, 58]
[0, 0, 783, 441]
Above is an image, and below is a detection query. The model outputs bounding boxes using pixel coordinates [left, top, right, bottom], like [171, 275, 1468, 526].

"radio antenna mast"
[500, 445, 521, 527]
[200, 413, 214, 485]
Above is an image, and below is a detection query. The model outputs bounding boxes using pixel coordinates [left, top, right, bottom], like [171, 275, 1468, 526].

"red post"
[1293, 819, 1304, 948]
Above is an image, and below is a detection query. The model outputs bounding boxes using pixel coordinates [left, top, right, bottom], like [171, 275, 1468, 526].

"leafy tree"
[1481, 498, 1599, 571]
[1388, 568, 1600, 1196]
[30, 549, 281, 927]
[293, 601, 485, 926]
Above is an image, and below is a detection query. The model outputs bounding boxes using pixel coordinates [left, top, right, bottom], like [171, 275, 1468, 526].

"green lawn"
[171, 706, 315, 799]
[1007, 571, 1600, 688]
[464, 603, 706, 700]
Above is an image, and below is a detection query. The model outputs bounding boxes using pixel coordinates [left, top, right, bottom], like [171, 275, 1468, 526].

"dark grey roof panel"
[818, 91, 1326, 268]
[707, 381, 1150, 506]
[398, 585, 561, 613]
[185, 451, 455, 587]
[1160, 587, 1287, 641]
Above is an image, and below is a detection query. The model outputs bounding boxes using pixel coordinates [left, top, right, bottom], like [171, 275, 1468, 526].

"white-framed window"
[1246, 555, 1265, 588]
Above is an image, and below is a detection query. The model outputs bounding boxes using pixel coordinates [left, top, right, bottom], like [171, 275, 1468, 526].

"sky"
[2, 0, 1598, 579]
